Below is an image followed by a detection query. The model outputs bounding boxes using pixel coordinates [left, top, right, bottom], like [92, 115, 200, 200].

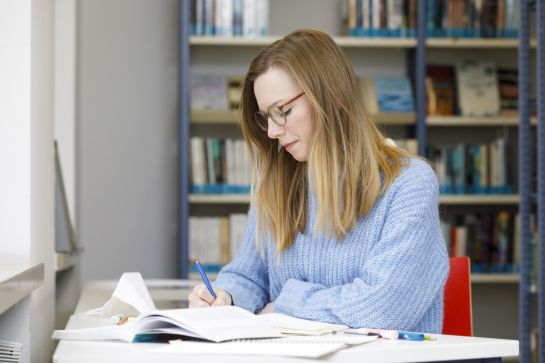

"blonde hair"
[240, 29, 409, 252]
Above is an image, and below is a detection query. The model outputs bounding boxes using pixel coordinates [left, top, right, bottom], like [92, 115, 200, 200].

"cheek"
[290, 107, 315, 140]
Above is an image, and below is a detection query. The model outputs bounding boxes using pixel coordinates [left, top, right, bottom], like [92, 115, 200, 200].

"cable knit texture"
[214, 158, 449, 333]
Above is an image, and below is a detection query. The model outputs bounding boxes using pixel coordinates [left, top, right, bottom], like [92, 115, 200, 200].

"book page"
[139, 306, 282, 342]
[153, 335, 378, 358]
[256, 313, 348, 335]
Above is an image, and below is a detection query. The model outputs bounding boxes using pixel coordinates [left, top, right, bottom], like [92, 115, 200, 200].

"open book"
[52, 305, 350, 343]
[52, 273, 349, 343]
[52, 306, 283, 343]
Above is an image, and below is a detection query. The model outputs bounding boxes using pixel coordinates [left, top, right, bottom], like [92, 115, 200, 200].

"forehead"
[254, 67, 300, 110]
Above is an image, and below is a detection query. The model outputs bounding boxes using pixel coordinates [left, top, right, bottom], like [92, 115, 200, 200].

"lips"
[282, 141, 297, 150]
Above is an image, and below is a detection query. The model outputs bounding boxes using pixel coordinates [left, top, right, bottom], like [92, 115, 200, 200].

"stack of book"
[190, 0, 269, 37]
[345, 0, 417, 38]
[190, 137, 251, 194]
[441, 211, 519, 273]
[0, 340, 22, 362]
[427, 137, 513, 195]
[425, 0, 519, 38]
[189, 213, 249, 275]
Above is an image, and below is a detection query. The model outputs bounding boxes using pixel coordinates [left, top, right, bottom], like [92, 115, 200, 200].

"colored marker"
[398, 331, 425, 341]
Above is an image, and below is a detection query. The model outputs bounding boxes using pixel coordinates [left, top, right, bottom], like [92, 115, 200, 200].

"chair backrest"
[443, 256, 473, 336]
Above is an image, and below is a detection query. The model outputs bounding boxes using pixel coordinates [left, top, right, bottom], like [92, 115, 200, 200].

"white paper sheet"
[257, 313, 348, 335]
[153, 335, 378, 358]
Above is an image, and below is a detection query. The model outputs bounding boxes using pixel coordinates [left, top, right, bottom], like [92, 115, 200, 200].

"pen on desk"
[195, 260, 217, 300]
[345, 328, 398, 340]
[344, 328, 431, 341]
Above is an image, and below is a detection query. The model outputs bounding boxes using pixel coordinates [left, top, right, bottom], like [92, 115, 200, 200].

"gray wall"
[78, 0, 179, 281]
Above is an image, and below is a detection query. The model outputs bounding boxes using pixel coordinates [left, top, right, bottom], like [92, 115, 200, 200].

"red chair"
[443, 256, 473, 336]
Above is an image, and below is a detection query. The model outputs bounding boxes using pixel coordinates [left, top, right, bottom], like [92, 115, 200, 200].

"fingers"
[257, 302, 273, 315]
[188, 284, 213, 308]
[188, 285, 232, 308]
[211, 290, 232, 306]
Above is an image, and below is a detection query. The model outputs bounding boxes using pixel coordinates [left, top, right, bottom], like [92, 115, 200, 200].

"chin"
[288, 152, 308, 162]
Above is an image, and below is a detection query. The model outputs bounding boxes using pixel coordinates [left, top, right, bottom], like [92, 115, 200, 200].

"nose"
[267, 118, 284, 139]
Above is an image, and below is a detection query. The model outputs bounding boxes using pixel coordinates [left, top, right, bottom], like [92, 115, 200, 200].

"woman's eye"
[284, 108, 292, 116]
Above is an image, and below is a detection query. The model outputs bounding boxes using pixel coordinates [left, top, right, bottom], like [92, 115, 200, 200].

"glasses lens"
[254, 112, 269, 131]
[269, 107, 286, 126]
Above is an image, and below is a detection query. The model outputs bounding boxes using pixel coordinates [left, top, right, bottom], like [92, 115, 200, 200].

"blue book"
[373, 77, 414, 113]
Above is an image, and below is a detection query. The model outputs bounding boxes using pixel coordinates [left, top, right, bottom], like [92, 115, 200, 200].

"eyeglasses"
[254, 92, 305, 132]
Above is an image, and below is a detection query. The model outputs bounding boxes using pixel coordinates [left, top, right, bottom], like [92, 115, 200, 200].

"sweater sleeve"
[214, 209, 270, 313]
[273, 161, 449, 331]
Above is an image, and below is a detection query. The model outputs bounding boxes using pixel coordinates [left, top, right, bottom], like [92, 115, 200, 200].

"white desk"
[53, 279, 519, 363]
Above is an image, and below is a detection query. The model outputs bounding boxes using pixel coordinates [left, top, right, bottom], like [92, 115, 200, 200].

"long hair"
[240, 29, 409, 252]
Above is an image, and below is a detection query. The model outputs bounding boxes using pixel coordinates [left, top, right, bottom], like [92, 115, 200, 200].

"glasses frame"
[254, 92, 305, 132]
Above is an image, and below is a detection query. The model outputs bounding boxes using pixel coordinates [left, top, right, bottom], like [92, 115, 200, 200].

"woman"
[188, 29, 449, 333]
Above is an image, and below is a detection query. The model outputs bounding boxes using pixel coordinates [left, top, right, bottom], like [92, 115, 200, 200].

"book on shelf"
[227, 77, 243, 110]
[190, 137, 250, 194]
[191, 0, 269, 37]
[497, 68, 518, 116]
[190, 74, 228, 110]
[427, 136, 512, 195]
[426, 65, 456, 116]
[189, 213, 249, 275]
[344, 0, 416, 38]
[424, 0, 518, 38]
[360, 76, 414, 115]
[442, 211, 520, 273]
[455, 60, 500, 117]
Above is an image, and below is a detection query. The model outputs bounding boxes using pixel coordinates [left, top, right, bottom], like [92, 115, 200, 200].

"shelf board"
[334, 37, 417, 48]
[427, 38, 537, 49]
[191, 110, 415, 125]
[471, 273, 519, 283]
[191, 36, 535, 49]
[190, 36, 417, 48]
[189, 194, 250, 204]
[190, 194, 519, 205]
[0, 262, 44, 316]
[427, 116, 537, 127]
[439, 195, 519, 204]
[191, 109, 240, 124]
[370, 112, 415, 125]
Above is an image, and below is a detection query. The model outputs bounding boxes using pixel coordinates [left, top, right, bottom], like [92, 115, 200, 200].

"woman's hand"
[257, 302, 274, 315]
[188, 284, 232, 308]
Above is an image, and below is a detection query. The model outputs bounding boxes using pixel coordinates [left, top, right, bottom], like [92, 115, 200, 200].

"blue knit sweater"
[215, 158, 449, 333]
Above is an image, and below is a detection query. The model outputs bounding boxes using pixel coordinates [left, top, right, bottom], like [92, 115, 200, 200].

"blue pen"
[195, 260, 217, 299]
[398, 331, 425, 341]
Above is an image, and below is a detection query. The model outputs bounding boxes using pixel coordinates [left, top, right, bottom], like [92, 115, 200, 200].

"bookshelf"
[179, 0, 539, 348]
[427, 116, 538, 127]
[426, 38, 537, 49]
[188, 193, 520, 206]
[191, 35, 417, 48]
[192, 109, 416, 125]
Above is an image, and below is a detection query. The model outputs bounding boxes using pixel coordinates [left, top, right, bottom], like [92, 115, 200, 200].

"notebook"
[153, 335, 378, 358]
